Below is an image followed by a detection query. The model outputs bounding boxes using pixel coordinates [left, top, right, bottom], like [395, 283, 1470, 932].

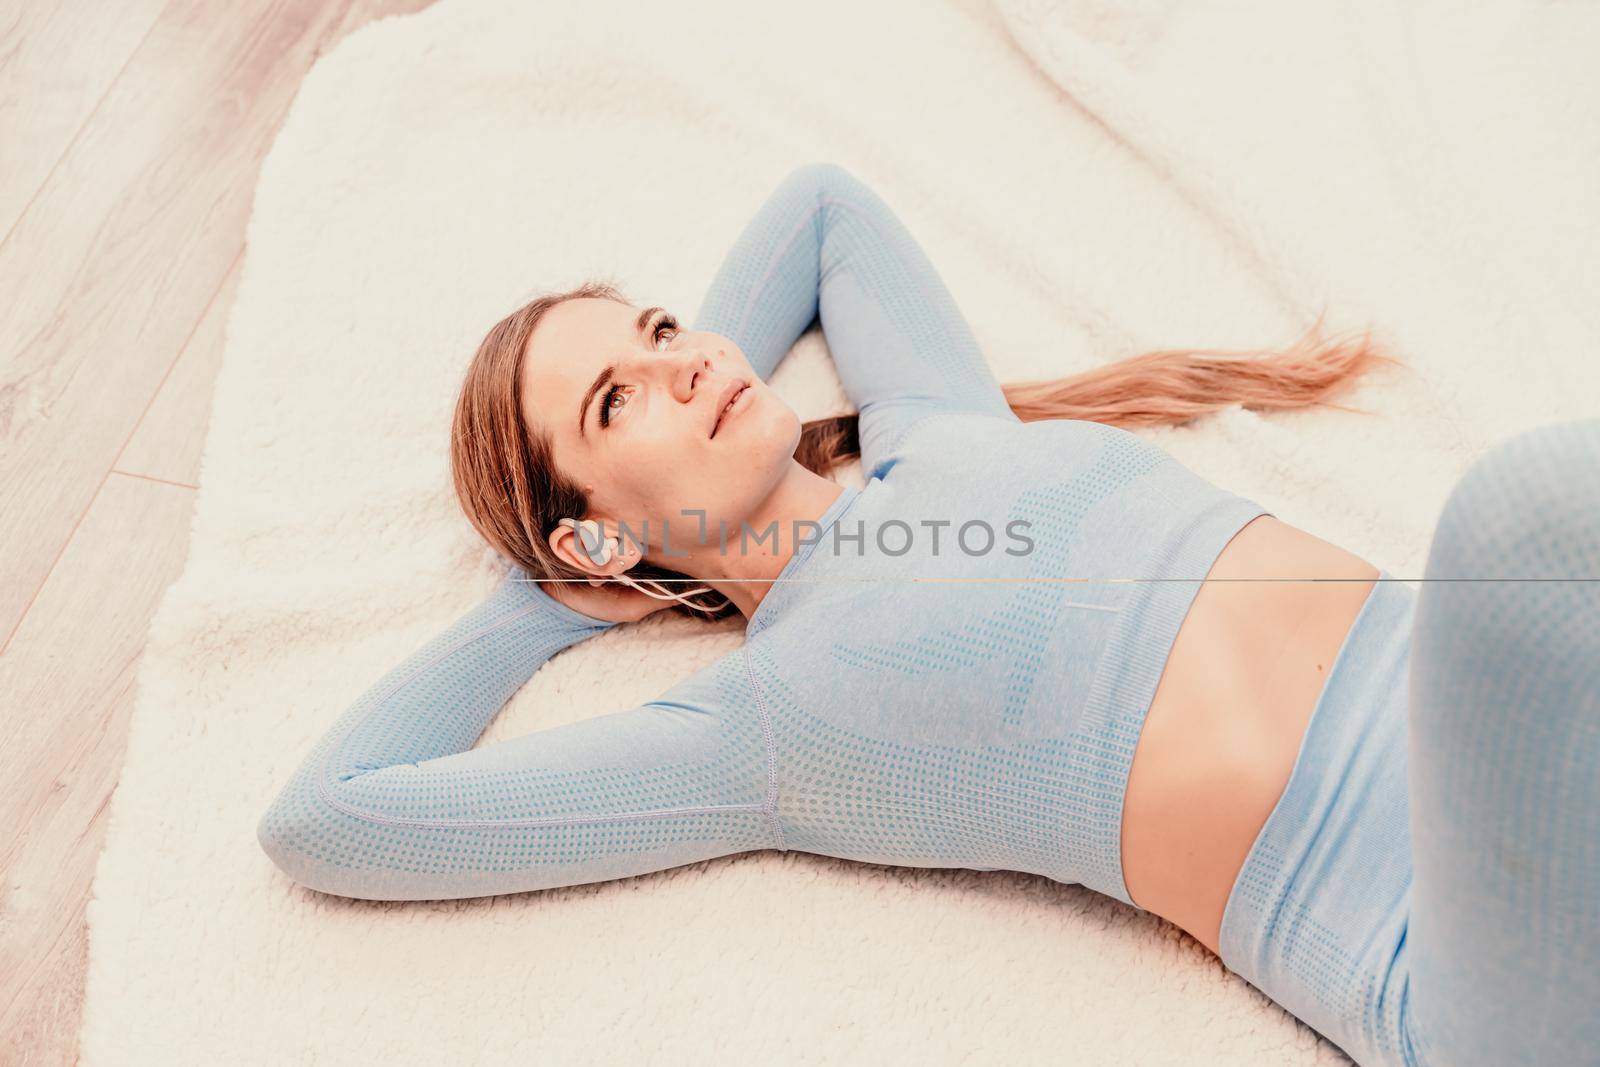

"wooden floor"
[0, 2, 433, 1061]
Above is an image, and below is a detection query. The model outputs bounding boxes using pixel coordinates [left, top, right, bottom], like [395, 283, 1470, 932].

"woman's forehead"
[521, 298, 634, 433]
[527, 298, 632, 371]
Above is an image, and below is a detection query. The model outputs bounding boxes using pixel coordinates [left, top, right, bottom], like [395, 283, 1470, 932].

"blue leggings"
[1219, 416, 1600, 1067]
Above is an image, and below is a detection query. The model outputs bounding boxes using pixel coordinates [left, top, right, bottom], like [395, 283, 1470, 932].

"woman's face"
[520, 297, 800, 563]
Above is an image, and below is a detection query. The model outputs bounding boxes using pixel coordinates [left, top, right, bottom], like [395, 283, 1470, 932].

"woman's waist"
[1121, 515, 1386, 950]
[1177, 517, 1384, 777]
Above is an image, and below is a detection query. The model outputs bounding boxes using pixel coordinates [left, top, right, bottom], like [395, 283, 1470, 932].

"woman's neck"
[672, 461, 846, 621]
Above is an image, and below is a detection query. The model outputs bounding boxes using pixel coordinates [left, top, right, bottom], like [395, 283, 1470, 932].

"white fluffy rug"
[81, 0, 1598, 1063]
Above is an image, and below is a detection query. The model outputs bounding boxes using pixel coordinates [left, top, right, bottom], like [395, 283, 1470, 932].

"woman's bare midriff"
[1119, 514, 1380, 958]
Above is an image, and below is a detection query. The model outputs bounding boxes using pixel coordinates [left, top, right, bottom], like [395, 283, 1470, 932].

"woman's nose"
[674, 352, 714, 403]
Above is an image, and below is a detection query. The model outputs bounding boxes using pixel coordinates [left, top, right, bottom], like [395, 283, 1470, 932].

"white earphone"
[556, 518, 730, 614]
[563, 517, 615, 566]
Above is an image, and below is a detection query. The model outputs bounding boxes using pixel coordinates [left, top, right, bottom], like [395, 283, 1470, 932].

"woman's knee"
[1424, 418, 1600, 581]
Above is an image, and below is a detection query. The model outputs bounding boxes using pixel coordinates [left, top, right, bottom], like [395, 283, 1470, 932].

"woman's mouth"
[710, 381, 751, 439]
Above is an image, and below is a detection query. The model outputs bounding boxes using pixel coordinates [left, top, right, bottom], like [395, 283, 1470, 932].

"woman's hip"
[1217, 570, 1421, 1067]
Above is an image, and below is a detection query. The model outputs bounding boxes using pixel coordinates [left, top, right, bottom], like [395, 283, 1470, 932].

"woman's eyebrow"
[577, 307, 662, 438]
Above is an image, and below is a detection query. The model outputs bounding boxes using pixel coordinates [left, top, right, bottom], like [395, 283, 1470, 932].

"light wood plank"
[0, 0, 168, 243]
[0, 0, 418, 652]
[0, 472, 195, 1067]
[115, 254, 242, 487]
[0, 3, 435, 1063]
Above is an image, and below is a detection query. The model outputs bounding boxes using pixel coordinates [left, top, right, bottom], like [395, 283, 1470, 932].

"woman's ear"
[550, 519, 607, 581]
[549, 517, 633, 583]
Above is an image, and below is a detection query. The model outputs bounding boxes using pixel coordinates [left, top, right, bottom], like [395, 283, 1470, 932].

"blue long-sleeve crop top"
[256, 163, 1273, 909]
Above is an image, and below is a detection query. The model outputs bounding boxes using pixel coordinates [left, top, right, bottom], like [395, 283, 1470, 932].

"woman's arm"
[256, 573, 776, 901]
[692, 163, 1017, 480]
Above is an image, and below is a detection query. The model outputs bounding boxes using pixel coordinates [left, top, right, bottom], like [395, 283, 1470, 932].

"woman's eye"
[599, 383, 631, 427]
[601, 314, 678, 428]
[598, 379, 633, 425]
[653, 315, 679, 348]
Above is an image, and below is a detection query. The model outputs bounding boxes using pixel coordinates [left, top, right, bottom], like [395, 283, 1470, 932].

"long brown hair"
[451, 281, 1400, 621]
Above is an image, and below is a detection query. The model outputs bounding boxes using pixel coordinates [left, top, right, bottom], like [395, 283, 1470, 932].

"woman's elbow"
[255, 786, 379, 901]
